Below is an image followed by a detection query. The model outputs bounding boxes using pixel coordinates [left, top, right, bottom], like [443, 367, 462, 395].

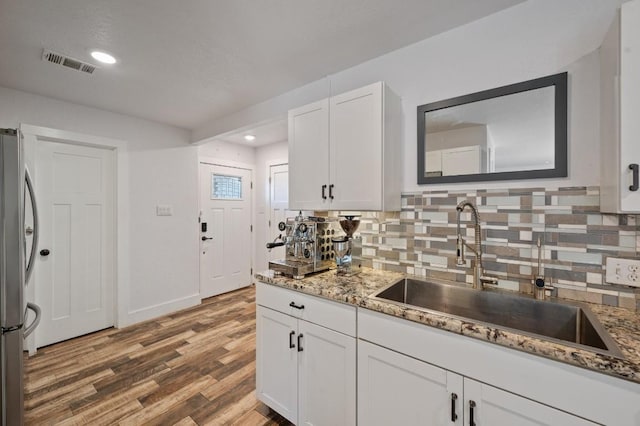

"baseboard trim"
[124, 293, 201, 327]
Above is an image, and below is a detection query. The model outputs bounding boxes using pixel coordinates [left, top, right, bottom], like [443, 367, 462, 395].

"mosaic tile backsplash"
[350, 186, 640, 311]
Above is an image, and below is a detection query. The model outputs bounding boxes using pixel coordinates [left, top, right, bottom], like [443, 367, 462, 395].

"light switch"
[156, 204, 173, 216]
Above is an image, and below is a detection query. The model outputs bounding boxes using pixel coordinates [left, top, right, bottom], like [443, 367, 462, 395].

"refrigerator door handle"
[25, 165, 39, 284]
[23, 302, 41, 338]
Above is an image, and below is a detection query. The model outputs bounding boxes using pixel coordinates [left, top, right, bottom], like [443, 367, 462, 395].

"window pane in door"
[212, 174, 242, 200]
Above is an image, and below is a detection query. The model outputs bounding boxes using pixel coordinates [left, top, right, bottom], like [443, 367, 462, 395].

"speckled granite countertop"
[255, 267, 640, 384]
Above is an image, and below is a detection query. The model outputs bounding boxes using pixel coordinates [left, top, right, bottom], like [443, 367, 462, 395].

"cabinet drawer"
[256, 282, 356, 336]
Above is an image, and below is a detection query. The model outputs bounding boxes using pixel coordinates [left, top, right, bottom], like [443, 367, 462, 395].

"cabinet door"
[441, 146, 481, 176]
[329, 82, 383, 210]
[463, 378, 597, 426]
[620, 0, 640, 211]
[256, 306, 298, 424]
[288, 99, 330, 211]
[298, 321, 356, 426]
[426, 149, 443, 176]
[358, 340, 463, 426]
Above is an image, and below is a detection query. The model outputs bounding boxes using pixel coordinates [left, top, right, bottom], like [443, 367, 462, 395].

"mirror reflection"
[417, 72, 567, 184]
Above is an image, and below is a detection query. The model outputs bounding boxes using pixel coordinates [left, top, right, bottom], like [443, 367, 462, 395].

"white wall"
[198, 139, 256, 165]
[0, 85, 200, 328]
[193, 0, 615, 192]
[254, 141, 289, 274]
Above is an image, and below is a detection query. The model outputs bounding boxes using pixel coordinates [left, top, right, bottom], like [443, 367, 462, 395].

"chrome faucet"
[533, 236, 554, 299]
[455, 200, 498, 290]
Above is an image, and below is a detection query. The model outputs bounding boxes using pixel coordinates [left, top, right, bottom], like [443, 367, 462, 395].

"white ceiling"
[0, 0, 524, 131]
[217, 118, 288, 148]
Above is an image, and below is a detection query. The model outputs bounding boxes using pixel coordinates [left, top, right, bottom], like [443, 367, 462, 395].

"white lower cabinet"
[256, 283, 356, 425]
[298, 320, 356, 426]
[463, 377, 596, 426]
[358, 340, 462, 426]
[257, 286, 638, 425]
[358, 340, 596, 426]
[256, 306, 298, 422]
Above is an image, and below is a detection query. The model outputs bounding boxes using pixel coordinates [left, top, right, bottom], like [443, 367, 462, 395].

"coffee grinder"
[332, 215, 361, 276]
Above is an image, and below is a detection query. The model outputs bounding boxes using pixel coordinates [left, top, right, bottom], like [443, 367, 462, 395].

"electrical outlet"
[605, 257, 640, 288]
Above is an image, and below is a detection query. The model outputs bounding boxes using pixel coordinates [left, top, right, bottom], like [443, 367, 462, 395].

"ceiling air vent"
[42, 49, 97, 75]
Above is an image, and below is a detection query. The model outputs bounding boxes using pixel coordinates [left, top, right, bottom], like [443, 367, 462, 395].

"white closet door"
[36, 141, 115, 347]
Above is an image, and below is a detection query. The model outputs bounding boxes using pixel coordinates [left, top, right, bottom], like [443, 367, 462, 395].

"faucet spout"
[455, 200, 496, 289]
[456, 201, 481, 265]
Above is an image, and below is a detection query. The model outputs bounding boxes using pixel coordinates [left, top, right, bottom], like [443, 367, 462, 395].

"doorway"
[268, 163, 296, 262]
[35, 140, 115, 347]
[199, 162, 253, 298]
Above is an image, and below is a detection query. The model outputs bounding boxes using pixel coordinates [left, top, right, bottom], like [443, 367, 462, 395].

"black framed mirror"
[417, 72, 567, 184]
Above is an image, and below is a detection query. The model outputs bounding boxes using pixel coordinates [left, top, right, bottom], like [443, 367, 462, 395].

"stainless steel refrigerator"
[1, 128, 41, 425]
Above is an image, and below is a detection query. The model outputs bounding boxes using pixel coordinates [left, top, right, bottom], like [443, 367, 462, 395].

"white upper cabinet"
[288, 99, 330, 211]
[601, 0, 640, 213]
[288, 81, 401, 211]
[330, 83, 383, 210]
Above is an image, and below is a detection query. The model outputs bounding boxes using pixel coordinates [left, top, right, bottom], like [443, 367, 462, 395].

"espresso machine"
[332, 215, 362, 276]
[267, 212, 340, 279]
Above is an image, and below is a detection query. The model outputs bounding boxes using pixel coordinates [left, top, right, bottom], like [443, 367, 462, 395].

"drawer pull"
[297, 334, 303, 352]
[450, 393, 458, 422]
[630, 163, 639, 191]
[289, 331, 295, 349]
[469, 400, 476, 426]
[289, 301, 305, 310]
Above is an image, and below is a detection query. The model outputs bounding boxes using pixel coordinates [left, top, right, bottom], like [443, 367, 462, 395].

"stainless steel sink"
[371, 278, 624, 358]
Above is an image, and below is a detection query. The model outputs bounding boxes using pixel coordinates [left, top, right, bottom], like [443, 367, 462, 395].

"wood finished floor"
[24, 286, 292, 425]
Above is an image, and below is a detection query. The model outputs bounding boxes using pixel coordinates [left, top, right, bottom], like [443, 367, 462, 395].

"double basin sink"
[371, 278, 623, 358]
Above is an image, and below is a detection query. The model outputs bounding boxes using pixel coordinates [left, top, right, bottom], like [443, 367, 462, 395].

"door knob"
[40, 249, 50, 256]
[201, 236, 213, 241]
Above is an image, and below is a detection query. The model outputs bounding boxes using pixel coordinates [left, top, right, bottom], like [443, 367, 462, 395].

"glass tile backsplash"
[344, 186, 639, 311]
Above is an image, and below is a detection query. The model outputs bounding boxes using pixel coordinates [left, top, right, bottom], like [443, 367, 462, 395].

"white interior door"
[36, 141, 115, 347]
[199, 163, 252, 298]
[268, 164, 295, 262]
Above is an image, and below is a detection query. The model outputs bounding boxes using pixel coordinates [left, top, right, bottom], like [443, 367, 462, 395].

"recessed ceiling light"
[244, 135, 256, 141]
[91, 51, 117, 64]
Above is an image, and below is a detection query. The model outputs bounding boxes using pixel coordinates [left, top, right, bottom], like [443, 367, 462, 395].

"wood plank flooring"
[24, 285, 292, 425]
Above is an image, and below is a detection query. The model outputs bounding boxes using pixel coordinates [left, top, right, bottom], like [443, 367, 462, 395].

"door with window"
[199, 163, 252, 298]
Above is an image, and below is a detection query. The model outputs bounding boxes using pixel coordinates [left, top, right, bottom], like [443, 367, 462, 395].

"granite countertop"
[255, 267, 640, 384]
